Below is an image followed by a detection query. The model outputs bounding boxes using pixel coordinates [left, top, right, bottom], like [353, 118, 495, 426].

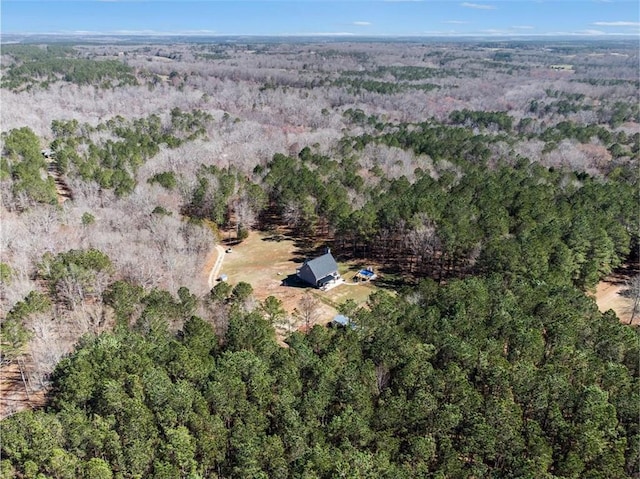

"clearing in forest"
[214, 231, 380, 328]
[594, 263, 639, 325]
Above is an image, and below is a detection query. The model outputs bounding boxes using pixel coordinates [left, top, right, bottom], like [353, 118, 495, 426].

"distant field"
[217, 231, 381, 329]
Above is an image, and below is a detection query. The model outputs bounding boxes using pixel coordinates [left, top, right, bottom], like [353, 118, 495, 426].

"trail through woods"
[46, 161, 73, 204]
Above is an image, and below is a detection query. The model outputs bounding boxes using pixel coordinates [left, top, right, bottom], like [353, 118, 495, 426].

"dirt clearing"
[593, 263, 639, 325]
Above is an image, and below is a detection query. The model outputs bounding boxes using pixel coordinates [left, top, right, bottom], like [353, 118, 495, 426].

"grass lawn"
[217, 231, 383, 328]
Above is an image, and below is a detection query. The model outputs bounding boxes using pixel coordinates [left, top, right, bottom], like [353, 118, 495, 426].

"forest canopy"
[1, 276, 638, 478]
[1, 39, 638, 479]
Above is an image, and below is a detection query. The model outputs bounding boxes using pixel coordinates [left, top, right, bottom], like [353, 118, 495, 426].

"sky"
[2, 0, 639, 37]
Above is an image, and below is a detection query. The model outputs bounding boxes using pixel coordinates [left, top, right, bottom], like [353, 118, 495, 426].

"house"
[296, 249, 341, 289]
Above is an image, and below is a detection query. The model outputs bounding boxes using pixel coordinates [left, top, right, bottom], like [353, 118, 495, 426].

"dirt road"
[207, 244, 227, 289]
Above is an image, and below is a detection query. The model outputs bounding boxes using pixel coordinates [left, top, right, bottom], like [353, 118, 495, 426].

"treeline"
[1, 270, 638, 478]
[1, 45, 76, 64]
[1, 109, 213, 208]
[252, 116, 637, 289]
[182, 164, 267, 236]
[344, 65, 456, 81]
[449, 110, 513, 132]
[0, 127, 58, 205]
[347, 113, 638, 162]
[1, 248, 115, 363]
[2, 44, 138, 91]
[186, 148, 636, 292]
[335, 78, 440, 95]
[258, 148, 637, 290]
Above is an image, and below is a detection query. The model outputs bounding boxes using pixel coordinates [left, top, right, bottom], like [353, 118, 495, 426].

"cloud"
[461, 2, 496, 10]
[443, 20, 469, 24]
[592, 21, 640, 27]
[110, 29, 218, 36]
[352, 21, 372, 26]
[512, 25, 534, 30]
[577, 29, 606, 35]
[286, 32, 356, 37]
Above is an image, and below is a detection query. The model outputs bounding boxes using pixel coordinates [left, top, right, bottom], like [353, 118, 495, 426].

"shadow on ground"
[281, 273, 312, 289]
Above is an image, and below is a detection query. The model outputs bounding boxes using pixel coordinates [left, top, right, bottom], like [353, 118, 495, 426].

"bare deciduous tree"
[296, 292, 320, 330]
[624, 275, 640, 325]
[375, 363, 391, 395]
[405, 215, 440, 275]
[234, 196, 257, 235]
[28, 313, 69, 388]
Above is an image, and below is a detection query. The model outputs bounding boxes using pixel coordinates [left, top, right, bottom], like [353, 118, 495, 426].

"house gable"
[297, 252, 339, 287]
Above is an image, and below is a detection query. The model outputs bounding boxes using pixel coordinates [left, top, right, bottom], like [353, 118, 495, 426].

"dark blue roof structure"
[296, 251, 339, 287]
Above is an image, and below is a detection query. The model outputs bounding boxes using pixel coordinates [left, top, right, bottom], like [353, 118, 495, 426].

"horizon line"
[2, 32, 639, 38]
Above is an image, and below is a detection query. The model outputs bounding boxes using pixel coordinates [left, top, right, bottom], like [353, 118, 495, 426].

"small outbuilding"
[354, 267, 377, 282]
[296, 249, 340, 289]
[330, 314, 357, 329]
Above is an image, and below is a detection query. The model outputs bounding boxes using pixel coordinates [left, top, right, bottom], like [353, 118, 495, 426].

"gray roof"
[303, 252, 338, 281]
